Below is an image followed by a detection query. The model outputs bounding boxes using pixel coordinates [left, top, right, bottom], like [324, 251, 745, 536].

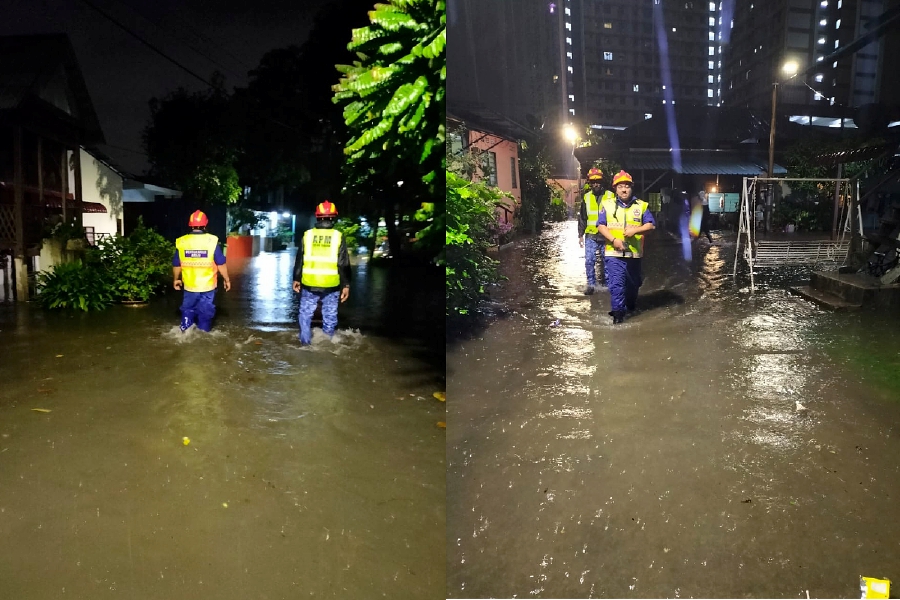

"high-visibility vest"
[583, 190, 614, 235]
[301, 228, 341, 288]
[601, 197, 649, 258]
[176, 233, 219, 292]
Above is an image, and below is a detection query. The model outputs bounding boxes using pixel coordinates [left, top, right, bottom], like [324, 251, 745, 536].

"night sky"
[2, 0, 336, 176]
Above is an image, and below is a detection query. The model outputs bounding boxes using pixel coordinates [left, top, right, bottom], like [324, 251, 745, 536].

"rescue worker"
[173, 210, 230, 332]
[596, 171, 656, 324]
[291, 200, 351, 345]
[577, 167, 615, 294]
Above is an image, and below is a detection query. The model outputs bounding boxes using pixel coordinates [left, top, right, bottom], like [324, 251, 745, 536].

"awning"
[620, 151, 787, 175]
[41, 197, 108, 213]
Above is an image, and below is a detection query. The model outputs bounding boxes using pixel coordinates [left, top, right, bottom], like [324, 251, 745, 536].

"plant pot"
[226, 234, 254, 259]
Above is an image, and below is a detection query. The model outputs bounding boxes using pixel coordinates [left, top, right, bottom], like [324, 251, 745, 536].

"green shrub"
[35, 262, 115, 311]
[334, 218, 360, 252]
[89, 221, 174, 302]
[546, 197, 568, 222]
[446, 171, 506, 315]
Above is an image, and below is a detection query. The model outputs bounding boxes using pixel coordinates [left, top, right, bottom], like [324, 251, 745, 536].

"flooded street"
[0, 250, 445, 599]
[447, 221, 900, 598]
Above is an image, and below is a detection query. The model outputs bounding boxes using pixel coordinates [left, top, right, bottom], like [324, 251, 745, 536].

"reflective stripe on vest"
[301, 229, 341, 288]
[176, 233, 219, 292]
[584, 191, 615, 235]
[601, 198, 648, 258]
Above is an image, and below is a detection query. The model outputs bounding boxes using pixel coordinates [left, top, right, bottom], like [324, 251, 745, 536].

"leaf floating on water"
[55, 355, 63, 358]
[182, 437, 190, 446]
[222, 503, 228, 508]
[433, 392, 445, 402]
[436, 421, 446, 429]
[31, 408, 51, 413]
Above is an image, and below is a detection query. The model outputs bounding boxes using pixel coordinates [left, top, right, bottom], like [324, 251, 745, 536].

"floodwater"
[0, 249, 445, 599]
[447, 221, 900, 599]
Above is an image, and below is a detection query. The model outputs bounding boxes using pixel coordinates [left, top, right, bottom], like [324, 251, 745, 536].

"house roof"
[0, 34, 105, 145]
[622, 150, 788, 175]
[448, 107, 534, 142]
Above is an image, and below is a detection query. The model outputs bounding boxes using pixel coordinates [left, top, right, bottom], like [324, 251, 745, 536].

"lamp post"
[766, 60, 799, 233]
[563, 123, 581, 195]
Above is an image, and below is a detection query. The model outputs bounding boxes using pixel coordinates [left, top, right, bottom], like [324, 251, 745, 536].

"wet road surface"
[447, 221, 900, 598]
[0, 249, 445, 599]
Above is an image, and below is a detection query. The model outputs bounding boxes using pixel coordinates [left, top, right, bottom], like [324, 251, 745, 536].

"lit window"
[818, 37, 826, 44]
[820, 19, 827, 26]
[719, 2, 722, 8]
[836, 19, 841, 28]
[604, 22, 613, 29]
[750, 3, 754, 8]
[709, 61, 714, 69]
[568, 65, 574, 73]
[708, 89, 714, 97]
[718, 32, 722, 40]
[633, 84, 640, 92]
[673, 27, 677, 32]
[565, 7, 571, 14]
[569, 94, 575, 101]
[820, 0, 827, 6]
[817, 56, 824, 62]
[718, 61, 721, 68]
[566, 37, 572, 44]
[835, 40, 839, 48]
[815, 92, 823, 100]
[570, 108, 575, 115]
[709, 1, 715, 9]
[709, 17, 715, 26]
[672, 100, 676, 105]
[833, 61, 838, 67]
[730, 19, 734, 28]
[717, 74, 721, 82]
[815, 73, 824, 82]
[604, 52, 613, 60]
[567, 52, 573, 58]
[838, 0, 842, 7]
[709, 46, 715, 55]
[663, 100, 667, 104]
[709, 32, 715, 41]
[718, 45, 722, 52]
[708, 75, 714, 83]
[662, 85, 666, 89]
[645, 113, 652, 119]
[566, 22, 572, 30]
[830, 97, 836, 105]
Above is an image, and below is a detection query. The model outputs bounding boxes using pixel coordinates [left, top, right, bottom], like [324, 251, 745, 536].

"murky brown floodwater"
[0, 249, 445, 599]
[447, 221, 900, 599]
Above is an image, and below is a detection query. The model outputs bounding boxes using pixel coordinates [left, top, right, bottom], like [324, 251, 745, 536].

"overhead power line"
[106, 0, 249, 81]
[78, 0, 216, 88]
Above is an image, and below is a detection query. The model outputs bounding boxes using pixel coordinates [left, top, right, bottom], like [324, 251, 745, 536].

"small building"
[0, 34, 107, 301]
[448, 109, 528, 225]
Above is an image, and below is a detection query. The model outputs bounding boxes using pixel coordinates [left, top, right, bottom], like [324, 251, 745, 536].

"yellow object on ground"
[436, 422, 446, 429]
[433, 392, 445, 402]
[182, 437, 190, 446]
[31, 408, 51, 413]
[861, 576, 890, 599]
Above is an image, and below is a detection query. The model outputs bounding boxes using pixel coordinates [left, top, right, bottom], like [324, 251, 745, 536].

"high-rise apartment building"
[563, 0, 713, 128]
[721, 0, 893, 116]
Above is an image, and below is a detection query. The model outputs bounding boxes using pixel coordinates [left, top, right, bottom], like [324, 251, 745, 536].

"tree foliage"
[142, 76, 241, 204]
[333, 0, 446, 192]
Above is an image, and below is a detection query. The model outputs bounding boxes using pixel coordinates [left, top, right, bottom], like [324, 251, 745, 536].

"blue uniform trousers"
[298, 288, 340, 345]
[180, 290, 217, 332]
[604, 256, 642, 313]
[584, 236, 606, 287]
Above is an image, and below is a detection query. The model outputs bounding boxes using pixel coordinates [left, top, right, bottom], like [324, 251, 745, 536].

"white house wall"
[68, 148, 123, 237]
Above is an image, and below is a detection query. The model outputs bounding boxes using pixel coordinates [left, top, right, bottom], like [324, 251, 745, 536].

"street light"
[766, 60, 801, 232]
[563, 124, 580, 181]
[563, 124, 578, 144]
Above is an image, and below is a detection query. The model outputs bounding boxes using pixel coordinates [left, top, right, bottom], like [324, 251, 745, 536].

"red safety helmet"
[189, 210, 208, 227]
[587, 167, 603, 181]
[612, 170, 634, 187]
[315, 200, 338, 218]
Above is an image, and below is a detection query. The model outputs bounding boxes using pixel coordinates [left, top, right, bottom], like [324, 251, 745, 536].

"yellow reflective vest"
[175, 232, 220, 292]
[583, 190, 614, 235]
[601, 197, 649, 258]
[301, 228, 341, 289]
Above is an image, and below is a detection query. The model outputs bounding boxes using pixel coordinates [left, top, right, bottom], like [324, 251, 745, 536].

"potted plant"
[226, 205, 266, 258]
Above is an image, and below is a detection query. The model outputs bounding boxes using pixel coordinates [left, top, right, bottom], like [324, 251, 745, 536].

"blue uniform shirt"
[596, 197, 656, 228]
[172, 230, 227, 266]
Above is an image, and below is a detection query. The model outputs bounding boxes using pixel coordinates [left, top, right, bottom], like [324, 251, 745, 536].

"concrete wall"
[68, 148, 123, 238]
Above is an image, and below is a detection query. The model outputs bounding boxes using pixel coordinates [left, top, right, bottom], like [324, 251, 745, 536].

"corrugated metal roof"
[623, 152, 787, 175]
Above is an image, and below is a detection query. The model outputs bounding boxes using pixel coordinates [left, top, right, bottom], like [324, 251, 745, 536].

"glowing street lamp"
[563, 124, 578, 144]
[766, 59, 802, 231]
